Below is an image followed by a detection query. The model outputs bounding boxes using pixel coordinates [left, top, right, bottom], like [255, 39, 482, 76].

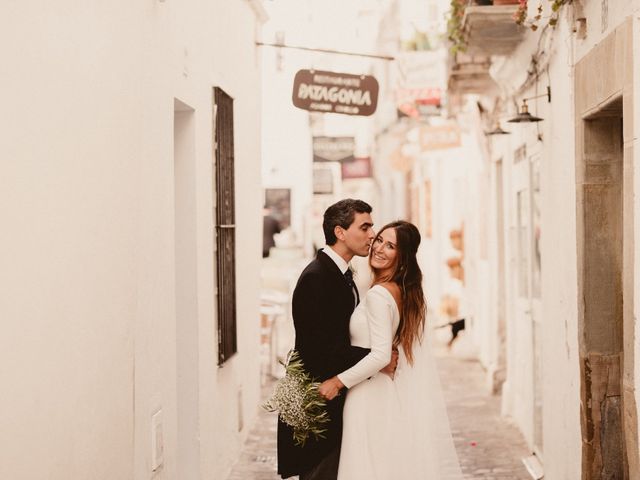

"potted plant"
[447, 0, 467, 53]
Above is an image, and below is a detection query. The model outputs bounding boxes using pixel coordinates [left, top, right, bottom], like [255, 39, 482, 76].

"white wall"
[536, 15, 582, 479]
[574, 0, 640, 60]
[414, 120, 479, 333]
[460, 114, 493, 370]
[0, 2, 263, 479]
[487, 6, 583, 476]
[633, 15, 640, 474]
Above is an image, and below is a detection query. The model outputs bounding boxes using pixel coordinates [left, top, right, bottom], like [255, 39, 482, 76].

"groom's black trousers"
[299, 444, 340, 480]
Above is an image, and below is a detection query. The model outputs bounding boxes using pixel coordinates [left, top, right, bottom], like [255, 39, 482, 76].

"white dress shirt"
[322, 245, 358, 306]
[322, 244, 349, 274]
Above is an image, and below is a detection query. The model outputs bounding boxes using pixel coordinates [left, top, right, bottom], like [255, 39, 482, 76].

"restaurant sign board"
[292, 69, 379, 116]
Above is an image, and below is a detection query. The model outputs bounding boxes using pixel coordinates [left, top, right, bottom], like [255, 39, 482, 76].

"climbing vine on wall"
[514, 0, 572, 31]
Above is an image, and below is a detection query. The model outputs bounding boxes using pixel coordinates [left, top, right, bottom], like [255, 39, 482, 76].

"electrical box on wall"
[151, 409, 164, 472]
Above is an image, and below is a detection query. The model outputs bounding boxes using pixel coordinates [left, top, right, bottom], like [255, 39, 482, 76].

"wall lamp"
[507, 86, 551, 123]
[485, 122, 511, 136]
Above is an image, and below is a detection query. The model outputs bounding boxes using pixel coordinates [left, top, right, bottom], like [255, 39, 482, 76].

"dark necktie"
[344, 269, 360, 306]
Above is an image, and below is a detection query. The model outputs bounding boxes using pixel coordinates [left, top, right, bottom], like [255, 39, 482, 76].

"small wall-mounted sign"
[419, 125, 461, 151]
[292, 69, 379, 116]
[341, 157, 372, 179]
[313, 166, 335, 194]
[312, 136, 355, 163]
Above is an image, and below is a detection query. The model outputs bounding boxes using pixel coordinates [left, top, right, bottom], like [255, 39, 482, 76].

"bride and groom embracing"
[277, 199, 462, 480]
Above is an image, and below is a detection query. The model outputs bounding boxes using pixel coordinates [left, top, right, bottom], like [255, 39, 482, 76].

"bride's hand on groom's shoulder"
[318, 376, 344, 401]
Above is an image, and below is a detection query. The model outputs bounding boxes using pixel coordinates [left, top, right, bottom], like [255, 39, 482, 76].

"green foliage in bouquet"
[263, 350, 330, 447]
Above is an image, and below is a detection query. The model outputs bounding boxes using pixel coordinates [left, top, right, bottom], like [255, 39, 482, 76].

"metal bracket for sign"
[256, 41, 395, 61]
[216, 224, 236, 228]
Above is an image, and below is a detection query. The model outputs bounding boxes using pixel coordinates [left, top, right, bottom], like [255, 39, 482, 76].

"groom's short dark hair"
[323, 199, 372, 246]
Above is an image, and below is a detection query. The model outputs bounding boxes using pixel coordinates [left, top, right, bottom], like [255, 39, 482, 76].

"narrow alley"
[5, 1, 640, 478]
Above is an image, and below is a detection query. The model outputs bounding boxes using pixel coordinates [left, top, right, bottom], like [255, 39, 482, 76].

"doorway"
[174, 98, 200, 479]
[578, 100, 626, 479]
[512, 146, 543, 459]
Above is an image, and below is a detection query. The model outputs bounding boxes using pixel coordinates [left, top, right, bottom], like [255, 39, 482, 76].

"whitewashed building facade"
[1, 2, 266, 479]
[441, 1, 640, 478]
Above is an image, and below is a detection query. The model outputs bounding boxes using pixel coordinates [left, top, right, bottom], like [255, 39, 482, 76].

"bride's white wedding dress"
[337, 285, 463, 480]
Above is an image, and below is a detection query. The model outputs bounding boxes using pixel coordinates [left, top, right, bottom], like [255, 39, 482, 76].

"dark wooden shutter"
[214, 87, 237, 365]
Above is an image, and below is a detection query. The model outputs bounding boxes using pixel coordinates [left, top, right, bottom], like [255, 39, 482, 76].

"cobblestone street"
[226, 337, 532, 480]
[438, 350, 532, 480]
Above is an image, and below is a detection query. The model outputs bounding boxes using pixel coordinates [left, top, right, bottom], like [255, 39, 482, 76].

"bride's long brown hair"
[369, 221, 426, 365]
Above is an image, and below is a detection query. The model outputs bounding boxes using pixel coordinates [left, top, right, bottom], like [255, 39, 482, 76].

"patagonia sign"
[292, 69, 379, 117]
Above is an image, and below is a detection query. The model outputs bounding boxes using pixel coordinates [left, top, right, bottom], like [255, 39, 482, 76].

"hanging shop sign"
[419, 125, 461, 151]
[312, 136, 355, 163]
[341, 157, 372, 179]
[396, 88, 442, 118]
[292, 69, 379, 116]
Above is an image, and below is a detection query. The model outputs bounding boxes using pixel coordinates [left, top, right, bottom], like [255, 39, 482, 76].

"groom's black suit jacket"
[277, 250, 369, 478]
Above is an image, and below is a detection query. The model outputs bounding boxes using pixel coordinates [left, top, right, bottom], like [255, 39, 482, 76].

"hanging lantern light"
[486, 122, 511, 135]
[507, 100, 543, 123]
[507, 86, 551, 123]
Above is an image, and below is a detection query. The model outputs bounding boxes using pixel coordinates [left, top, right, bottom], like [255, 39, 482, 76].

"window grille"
[214, 87, 237, 365]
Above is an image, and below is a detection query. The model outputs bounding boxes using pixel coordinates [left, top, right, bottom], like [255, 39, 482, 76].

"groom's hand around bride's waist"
[380, 348, 399, 380]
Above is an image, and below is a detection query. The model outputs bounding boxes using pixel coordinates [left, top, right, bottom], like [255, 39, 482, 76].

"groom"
[277, 199, 376, 480]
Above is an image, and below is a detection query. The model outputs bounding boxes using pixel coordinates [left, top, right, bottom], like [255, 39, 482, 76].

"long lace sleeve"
[336, 286, 395, 389]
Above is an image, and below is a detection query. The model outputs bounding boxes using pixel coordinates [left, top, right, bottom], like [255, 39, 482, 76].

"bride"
[318, 220, 463, 479]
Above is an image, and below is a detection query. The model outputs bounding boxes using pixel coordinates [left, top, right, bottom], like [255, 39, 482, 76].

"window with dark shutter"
[214, 87, 237, 365]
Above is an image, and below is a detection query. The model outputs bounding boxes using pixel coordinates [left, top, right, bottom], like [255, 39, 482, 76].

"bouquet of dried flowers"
[263, 350, 330, 447]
